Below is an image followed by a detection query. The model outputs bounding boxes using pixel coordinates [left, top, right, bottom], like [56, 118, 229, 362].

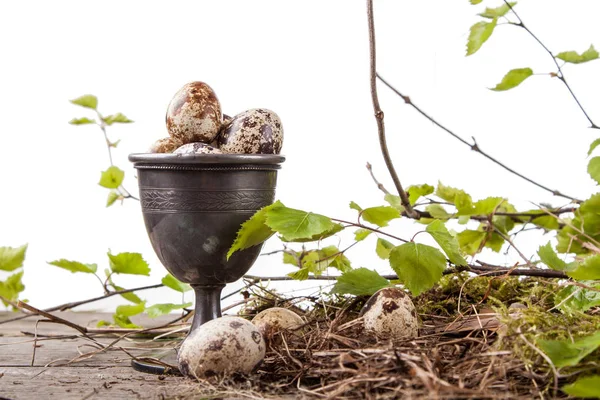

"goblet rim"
[128, 153, 285, 165]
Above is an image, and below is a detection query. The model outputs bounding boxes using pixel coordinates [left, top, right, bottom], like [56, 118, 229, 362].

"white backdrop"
[0, 0, 598, 311]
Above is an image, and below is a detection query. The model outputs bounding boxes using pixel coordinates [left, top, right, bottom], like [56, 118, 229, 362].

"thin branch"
[504, 1, 599, 130]
[376, 73, 581, 203]
[366, 162, 390, 195]
[366, 0, 418, 218]
[0, 283, 164, 326]
[331, 217, 409, 243]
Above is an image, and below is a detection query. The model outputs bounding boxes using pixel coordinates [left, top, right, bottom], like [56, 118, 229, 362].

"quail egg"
[217, 108, 283, 154]
[166, 81, 222, 144]
[359, 287, 418, 340]
[173, 142, 223, 155]
[148, 137, 184, 153]
[177, 316, 265, 378]
[251, 307, 304, 338]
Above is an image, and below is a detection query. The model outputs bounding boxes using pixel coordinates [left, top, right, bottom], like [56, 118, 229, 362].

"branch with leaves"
[69, 94, 139, 205]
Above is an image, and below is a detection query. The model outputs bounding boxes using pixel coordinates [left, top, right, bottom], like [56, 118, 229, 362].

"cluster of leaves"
[69, 95, 134, 207]
[0, 244, 28, 309]
[467, 1, 598, 91]
[48, 252, 192, 328]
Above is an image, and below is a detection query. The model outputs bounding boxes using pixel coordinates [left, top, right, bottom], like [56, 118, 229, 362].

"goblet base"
[131, 349, 181, 375]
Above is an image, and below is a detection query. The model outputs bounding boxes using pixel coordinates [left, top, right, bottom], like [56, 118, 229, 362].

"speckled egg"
[217, 108, 283, 154]
[359, 287, 418, 340]
[252, 307, 304, 338]
[173, 142, 223, 155]
[166, 81, 222, 144]
[177, 316, 265, 378]
[148, 137, 184, 153]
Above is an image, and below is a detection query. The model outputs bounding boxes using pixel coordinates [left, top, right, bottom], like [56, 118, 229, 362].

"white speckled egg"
[251, 307, 304, 338]
[148, 137, 184, 153]
[166, 82, 222, 144]
[217, 108, 283, 154]
[173, 142, 223, 155]
[177, 316, 265, 378]
[359, 287, 418, 340]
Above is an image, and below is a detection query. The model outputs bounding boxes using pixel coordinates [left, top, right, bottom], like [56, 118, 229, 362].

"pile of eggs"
[149, 81, 283, 155]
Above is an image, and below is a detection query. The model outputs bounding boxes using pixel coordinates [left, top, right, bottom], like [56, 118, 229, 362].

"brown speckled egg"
[166, 82, 222, 144]
[177, 316, 265, 378]
[148, 137, 184, 153]
[359, 287, 418, 340]
[173, 142, 223, 155]
[217, 109, 283, 154]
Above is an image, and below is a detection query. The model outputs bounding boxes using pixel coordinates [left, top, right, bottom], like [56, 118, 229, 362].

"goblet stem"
[190, 284, 225, 332]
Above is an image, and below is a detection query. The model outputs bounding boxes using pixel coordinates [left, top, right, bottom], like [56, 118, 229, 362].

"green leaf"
[116, 302, 146, 318]
[108, 252, 150, 276]
[473, 197, 505, 215]
[161, 274, 192, 293]
[112, 314, 141, 329]
[0, 244, 27, 272]
[426, 220, 468, 266]
[266, 205, 336, 242]
[287, 268, 310, 281]
[349, 201, 363, 212]
[455, 192, 475, 215]
[354, 228, 372, 242]
[470, 0, 483, 4]
[384, 194, 404, 212]
[227, 201, 280, 259]
[562, 375, 600, 398]
[103, 113, 133, 125]
[99, 166, 125, 189]
[106, 191, 120, 207]
[331, 268, 390, 296]
[47, 259, 97, 274]
[280, 223, 344, 243]
[389, 243, 447, 296]
[426, 204, 451, 220]
[478, 2, 516, 18]
[109, 283, 144, 304]
[588, 157, 600, 185]
[466, 18, 497, 56]
[146, 302, 192, 318]
[0, 271, 25, 306]
[568, 255, 600, 281]
[588, 138, 600, 157]
[70, 94, 98, 110]
[490, 68, 533, 91]
[436, 182, 469, 205]
[555, 284, 600, 314]
[457, 230, 487, 256]
[484, 232, 504, 252]
[301, 246, 352, 275]
[407, 184, 434, 205]
[538, 331, 600, 367]
[556, 45, 599, 64]
[361, 206, 401, 227]
[537, 242, 570, 271]
[376, 238, 395, 260]
[109, 139, 121, 148]
[69, 117, 96, 125]
[283, 251, 298, 266]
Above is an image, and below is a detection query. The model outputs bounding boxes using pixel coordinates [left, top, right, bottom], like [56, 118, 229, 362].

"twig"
[331, 218, 409, 243]
[504, 1, 599, 130]
[0, 283, 164, 326]
[376, 74, 581, 203]
[366, 0, 417, 218]
[17, 301, 88, 335]
[517, 327, 559, 395]
[366, 162, 390, 195]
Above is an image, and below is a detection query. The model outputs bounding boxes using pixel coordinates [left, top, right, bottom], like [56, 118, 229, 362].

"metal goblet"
[128, 153, 284, 374]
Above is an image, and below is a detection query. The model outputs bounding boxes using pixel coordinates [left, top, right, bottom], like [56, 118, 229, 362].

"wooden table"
[0, 312, 197, 400]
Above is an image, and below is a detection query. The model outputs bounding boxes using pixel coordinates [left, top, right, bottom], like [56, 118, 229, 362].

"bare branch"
[366, 0, 418, 218]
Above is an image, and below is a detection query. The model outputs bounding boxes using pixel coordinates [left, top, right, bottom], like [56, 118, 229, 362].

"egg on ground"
[359, 287, 418, 340]
[218, 108, 283, 154]
[177, 316, 265, 378]
[148, 137, 184, 153]
[173, 142, 223, 155]
[166, 81, 222, 144]
[251, 307, 304, 338]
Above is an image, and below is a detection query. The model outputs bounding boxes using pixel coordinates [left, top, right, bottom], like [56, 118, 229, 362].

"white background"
[0, 0, 598, 312]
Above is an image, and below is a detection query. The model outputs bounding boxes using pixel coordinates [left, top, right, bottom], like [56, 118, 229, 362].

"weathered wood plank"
[0, 366, 195, 400]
